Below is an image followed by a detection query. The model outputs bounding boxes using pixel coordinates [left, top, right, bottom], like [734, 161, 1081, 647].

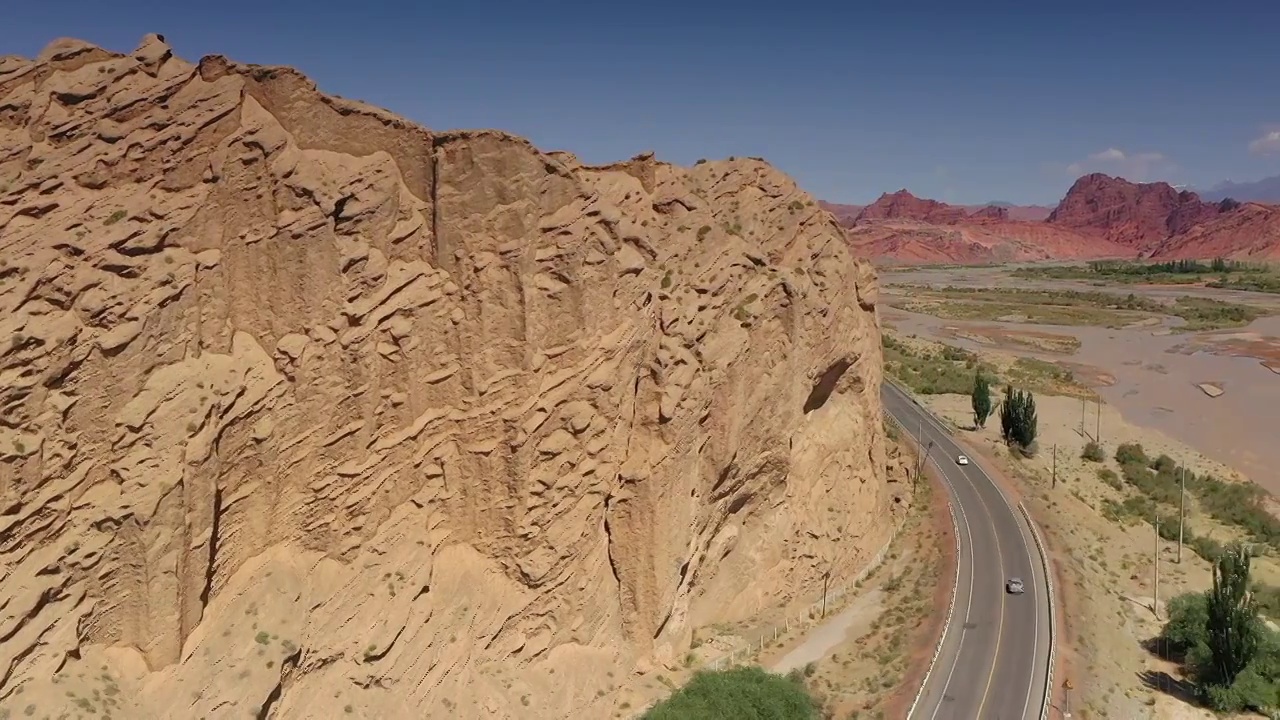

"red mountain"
[1046, 173, 1223, 251]
[829, 175, 1279, 264]
[821, 196, 1049, 228]
[967, 205, 1009, 222]
[1148, 203, 1280, 260]
[856, 190, 970, 224]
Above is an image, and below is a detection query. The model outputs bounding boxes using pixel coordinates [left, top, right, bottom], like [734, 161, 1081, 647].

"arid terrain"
[879, 265, 1280, 718]
[0, 35, 908, 719]
[882, 265, 1280, 492]
[836, 175, 1280, 265]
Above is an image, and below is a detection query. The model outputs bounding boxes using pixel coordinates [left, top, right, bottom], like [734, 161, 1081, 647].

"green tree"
[642, 666, 819, 720]
[1000, 385, 1016, 444]
[1204, 545, 1262, 689]
[971, 371, 992, 428]
[999, 386, 1038, 454]
[1161, 592, 1209, 655]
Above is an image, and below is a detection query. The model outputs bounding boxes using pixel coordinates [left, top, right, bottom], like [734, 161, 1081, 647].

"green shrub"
[642, 666, 818, 720]
[1081, 441, 1105, 462]
[1097, 467, 1122, 490]
[1114, 442, 1148, 466]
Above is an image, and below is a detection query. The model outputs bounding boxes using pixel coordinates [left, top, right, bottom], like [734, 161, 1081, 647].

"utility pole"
[1154, 513, 1161, 619]
[1096, 395, 1102, 444]
[1052, 444, 1058, 489]
[1080, 398, 1086, 438]
[821, 570, 830, 618]
[1177, 467, 1186, 564]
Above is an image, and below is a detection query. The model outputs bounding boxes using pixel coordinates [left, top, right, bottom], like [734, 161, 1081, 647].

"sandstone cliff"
[0, 35, 899, 718]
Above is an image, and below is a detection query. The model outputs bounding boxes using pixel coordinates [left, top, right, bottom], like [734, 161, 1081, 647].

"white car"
[956, 454, 970, 466]
[1007, 577, 1025, 594]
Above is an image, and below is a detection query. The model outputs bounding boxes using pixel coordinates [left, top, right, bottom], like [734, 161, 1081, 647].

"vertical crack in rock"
[199, 486, 224, 612]
[256, 646, 301, 720]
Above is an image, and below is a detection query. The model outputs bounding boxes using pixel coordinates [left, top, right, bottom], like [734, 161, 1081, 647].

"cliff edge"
[0, 35, 899, 718]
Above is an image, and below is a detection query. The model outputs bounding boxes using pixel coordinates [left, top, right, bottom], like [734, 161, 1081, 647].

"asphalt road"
[885, 382, 1052, 720]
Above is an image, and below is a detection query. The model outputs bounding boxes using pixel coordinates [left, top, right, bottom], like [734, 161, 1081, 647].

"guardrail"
[887, 379, 1058, 719]
[892, 403, 962, 720]
[906, 484, 961, 718]
[1019, 502, 1057, 720]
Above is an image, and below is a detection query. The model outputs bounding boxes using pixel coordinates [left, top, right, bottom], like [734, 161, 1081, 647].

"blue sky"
[5, 0, 1279, 205]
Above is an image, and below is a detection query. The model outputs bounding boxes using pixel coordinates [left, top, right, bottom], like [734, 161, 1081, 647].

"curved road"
[884, 382, 1053, 720]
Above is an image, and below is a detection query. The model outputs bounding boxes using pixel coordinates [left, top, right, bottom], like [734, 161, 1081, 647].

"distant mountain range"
[826, 175, 1280, 265]
[818, 199, 1051, 224]
[1196, 175, 1280, 203]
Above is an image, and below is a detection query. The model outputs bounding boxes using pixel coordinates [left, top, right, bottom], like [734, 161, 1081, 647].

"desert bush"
[1081, 441, 1105, 462]
[1097, 467, 1122, 490]
[1114, 442, 1149, 466]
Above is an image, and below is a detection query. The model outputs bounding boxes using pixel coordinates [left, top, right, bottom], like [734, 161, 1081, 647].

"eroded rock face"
[1046, 173, 1223, 250]
[0, 34, 897, 718]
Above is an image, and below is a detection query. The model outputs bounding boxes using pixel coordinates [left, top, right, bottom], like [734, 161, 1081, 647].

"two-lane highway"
[886, 382, 1053, 720]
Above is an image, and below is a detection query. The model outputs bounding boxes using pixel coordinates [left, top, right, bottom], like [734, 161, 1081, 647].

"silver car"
[1006, 577, 1025, 594]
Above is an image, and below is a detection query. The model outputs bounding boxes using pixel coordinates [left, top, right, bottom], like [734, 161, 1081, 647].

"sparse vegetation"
[104, 210, 127, 226]
[895, 284, 1266, 330]
[697, 225, 712, 240]
[1101, 441, 1280, 556]
[881, 334, 998, 395]
[1081, 440, 1105, 462]
[641, 664, 818, 719]
[1014, 258, 1280, 295]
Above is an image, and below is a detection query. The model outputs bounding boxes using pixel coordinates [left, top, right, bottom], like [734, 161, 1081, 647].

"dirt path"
[769, 589, 885, 674]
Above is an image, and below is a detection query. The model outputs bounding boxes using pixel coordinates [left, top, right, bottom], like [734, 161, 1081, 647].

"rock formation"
[0, 35, 901, 718]
[1147, 202, 1280, 260]
[1046, 173, 1223, 250]
[855, 190, 968, 225]
[966, 204, 1009, 222]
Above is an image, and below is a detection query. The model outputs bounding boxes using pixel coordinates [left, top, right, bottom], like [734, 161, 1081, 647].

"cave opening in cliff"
[803, 358, 852, 414]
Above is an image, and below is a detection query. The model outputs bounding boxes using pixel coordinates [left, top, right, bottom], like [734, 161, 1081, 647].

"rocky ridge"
[1045, 173, 1226, 250]
[840, 177, 1280, 264]
[0, 35, 901, 718]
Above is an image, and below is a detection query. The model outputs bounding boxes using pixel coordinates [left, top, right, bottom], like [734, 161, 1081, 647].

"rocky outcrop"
[966, 205, 1009, 222]
[1148, 203, 1280, 260]
[0, 35, 900, 718]
[855, 190, 968, 225]
[1046, 173, 1223, 250]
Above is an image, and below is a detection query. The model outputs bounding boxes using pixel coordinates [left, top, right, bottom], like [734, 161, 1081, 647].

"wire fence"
[703, 526, 898, 672]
